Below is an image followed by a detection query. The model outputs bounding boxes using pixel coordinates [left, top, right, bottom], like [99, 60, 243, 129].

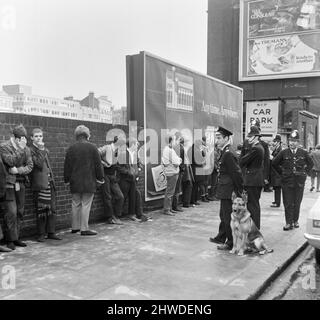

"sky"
[0, 0, 208, 108]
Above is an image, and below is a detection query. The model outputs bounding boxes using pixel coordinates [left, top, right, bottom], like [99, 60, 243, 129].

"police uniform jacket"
[239, 142, 265, 187]
[260, 139, 270, 181]
[215, 144, 243, 200]
[272, 148, 313, 187]
[270, 144, 282, 187]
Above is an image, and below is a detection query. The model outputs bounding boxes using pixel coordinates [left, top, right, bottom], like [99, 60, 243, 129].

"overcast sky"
[0, 0, 208, 108]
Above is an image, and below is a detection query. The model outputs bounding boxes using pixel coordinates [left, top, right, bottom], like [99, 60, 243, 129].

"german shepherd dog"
[230, 192, 273, 256]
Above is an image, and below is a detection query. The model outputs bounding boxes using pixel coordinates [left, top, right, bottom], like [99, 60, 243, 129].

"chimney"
[88, 92, 94, 108]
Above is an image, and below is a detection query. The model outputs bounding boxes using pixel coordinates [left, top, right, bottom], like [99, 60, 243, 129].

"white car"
[304, 196, 320, 265]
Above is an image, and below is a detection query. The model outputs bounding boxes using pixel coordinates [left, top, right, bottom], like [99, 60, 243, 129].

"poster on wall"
[127, 52, 243, 201]
[245, 100, 279, 137]
[239, 0, 320, 81]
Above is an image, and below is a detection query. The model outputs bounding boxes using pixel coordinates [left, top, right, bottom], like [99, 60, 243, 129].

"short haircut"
[74, 125, 90, 139]
[31, 128, 43, 137]
[12, 124, 27, 139]
[165, 135, 173, 144]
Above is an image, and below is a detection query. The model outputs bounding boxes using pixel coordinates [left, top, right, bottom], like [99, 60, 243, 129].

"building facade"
[207, 0, 320, 148]
[112, 106, 127, 125]
[2, 85, 113, 124]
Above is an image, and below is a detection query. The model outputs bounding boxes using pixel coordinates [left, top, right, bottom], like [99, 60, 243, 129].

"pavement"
[0, 181, 319, 300]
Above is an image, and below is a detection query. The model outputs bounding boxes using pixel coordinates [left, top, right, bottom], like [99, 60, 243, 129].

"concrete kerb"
[247, 241, 309, 300]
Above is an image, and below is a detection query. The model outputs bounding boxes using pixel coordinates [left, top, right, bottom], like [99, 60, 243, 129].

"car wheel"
[315, 248, 320, 265]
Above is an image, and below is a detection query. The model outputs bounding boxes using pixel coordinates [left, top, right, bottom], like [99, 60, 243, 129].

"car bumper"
[304, 233, 320, 249]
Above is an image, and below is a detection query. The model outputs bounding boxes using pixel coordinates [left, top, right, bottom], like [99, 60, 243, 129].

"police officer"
[270, 134, 282, 207]
[209, 127, 243, 250]
[272, 130, 313, 230]
[244, 119, 270, 191]
[239, 125, 264, 229]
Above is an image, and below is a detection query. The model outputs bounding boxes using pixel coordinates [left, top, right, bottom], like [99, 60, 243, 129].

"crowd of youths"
[0, 124, 150, 253]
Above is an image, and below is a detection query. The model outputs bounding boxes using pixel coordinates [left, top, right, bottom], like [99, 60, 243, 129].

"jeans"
[163, 174, 179, 213]
[172, 172, 183, 209]
[101, 174, 124, 218]
[3, 185, 26, 242]
[119, 178, 143, 218]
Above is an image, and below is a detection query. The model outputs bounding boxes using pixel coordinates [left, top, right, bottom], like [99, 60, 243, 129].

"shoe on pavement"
[163, 211, 175, 216]
[293, 222, 299, 228]
[172, 207, 184, 212]
[310, 187, 315, 192]
[283, 224, 293, 231]
[201, 197, 210, 203]
[139, 214, 151, 222]
[107, 217, 123, 225]
[127, 215, 141, 222]
[209, 237, 225, 245]
[217, 243, 232, 251]
[13, 240, 27, 247]
[207, 196, 218, 201]
[47, 233, 62, 240]
[170, 209, 178, 213]
[71, 229, 80, 233]
[80, 230, 97, 236]
[37, 235, 46, 242]
[0, 245, 12, 252]
[191, 202, 201, 206]
[270, 204, 280, 207]
[7, 242, 16, 250]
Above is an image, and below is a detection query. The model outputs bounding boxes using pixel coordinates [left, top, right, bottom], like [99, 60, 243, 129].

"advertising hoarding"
[127, 52, 243, 202]
[239, 0, 320, 81]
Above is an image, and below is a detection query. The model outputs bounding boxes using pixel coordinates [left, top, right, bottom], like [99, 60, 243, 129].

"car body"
[304, 196, 320, 264]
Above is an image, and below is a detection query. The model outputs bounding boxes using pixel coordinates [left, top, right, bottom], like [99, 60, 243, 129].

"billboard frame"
[239, 0, 320, 82]
[138, 51, 243, 202]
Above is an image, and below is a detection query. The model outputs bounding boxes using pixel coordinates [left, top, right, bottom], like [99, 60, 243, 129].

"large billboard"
[239, 0, 320, 81]
[127, 52, 243, 202]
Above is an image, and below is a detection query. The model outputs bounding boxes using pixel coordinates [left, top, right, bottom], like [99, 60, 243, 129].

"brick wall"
[0, 112, 130, 237]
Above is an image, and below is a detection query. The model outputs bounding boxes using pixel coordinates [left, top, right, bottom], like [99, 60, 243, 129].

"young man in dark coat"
[190, 139, 207, 205]
[98, 136, 124, 225]
[172, 132, 186, 212]
[209, 127, 243, 250]
[29, 128, 61, 242]
[117, 138, 150, 222]
[239, 125, 264, 230]
[64, 125, 104, 236]
[0, 155, 12, 252]
[272, 130, 313, 231]
[0, 124, 33, 250]
[270, 134, 282, 207]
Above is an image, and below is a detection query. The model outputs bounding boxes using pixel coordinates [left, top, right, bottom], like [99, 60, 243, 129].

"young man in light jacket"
[162, 135, 182, 215]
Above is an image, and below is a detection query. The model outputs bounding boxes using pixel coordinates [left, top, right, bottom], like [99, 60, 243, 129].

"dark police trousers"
[245, 186, 262, 229]
[273, 186, 281, 206]
[220, 199, 233, 248]
[2, 184, 26, 242]
[282, 182, 304, 225]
